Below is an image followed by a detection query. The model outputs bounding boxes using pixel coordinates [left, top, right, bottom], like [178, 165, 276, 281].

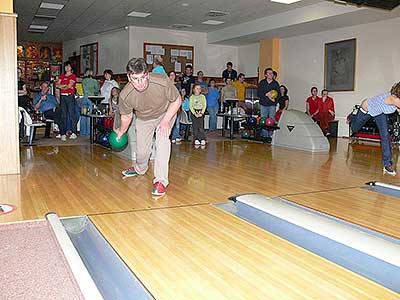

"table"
[217, 113, 250, 139]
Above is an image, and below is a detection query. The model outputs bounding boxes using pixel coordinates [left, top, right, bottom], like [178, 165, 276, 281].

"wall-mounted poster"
[17, 46, 25, 58]
[26, 45, 39, 59]
[40, 47, 51, 59]
[52, 47, 63, 63]
[324, 38, 356, 92]
[80, 42, 98, 76]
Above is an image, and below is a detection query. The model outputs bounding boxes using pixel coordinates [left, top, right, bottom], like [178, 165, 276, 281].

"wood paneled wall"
[0, 13, 20, 175]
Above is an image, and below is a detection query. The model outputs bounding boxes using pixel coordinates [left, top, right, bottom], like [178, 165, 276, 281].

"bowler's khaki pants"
[135, 113, 176, 186]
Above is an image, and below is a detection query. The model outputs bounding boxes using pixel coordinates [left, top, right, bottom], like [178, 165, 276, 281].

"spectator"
[257, 67, 280, 140]
[222, 62, 237, 81]
[33, 81, 60, 132]
[318, 89, 335, 135]
[180, 65, 195, 96]
[232, 73, 251, 110]
[221, 78, 237, 112]
[109, 87, 121, 129]
[17, 67, 30, 110]
[195, 71, 208, 94]
[57, 61, 78, 141]
[168, 71, 181, 91]
[206, 79, 220, 131]
[275, 85, 289, 122]
[82, 69, 100, 97]
[100, 69, 119, 108]
[80, 68, 99, 135]
[152, 55, 167, 75]
[306, 87, 320, 121]
[273, 70, 278, 81]
[190, 84, 207, 146]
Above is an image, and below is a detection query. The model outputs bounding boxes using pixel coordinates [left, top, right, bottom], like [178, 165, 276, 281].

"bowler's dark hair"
[126, 58, 148, 74]
[103, 69, 114, 77]
[391, 82, 400, 98]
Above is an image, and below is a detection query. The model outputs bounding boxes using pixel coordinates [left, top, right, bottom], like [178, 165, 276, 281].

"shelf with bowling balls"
[241, 116, 280, 141]
[94, 116, 115, 149]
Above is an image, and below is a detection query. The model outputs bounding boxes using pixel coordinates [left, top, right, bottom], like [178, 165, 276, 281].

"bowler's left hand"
[157, 119, 171, 138]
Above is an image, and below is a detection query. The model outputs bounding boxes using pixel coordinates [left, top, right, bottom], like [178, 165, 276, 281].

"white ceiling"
[15, 0, 400, 45]
[16, 0, 323, 42]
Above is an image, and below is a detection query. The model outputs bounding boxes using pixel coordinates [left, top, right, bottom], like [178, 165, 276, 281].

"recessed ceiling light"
[29, 24, 48, 30]
[170, 24, 192, 29]
[202, 20, 225, 25]
[270, 0, 302, 4]
[35, 14, 57, 19]
[181, 3, 189, 6]
[127, 11, 151, 17]
[40, 2, 65, 10]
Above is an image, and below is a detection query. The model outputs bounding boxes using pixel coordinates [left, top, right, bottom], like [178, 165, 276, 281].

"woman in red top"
[306, 86, 320, 121]
[57, 61, 77, 141]
[318, 89, 335, 135]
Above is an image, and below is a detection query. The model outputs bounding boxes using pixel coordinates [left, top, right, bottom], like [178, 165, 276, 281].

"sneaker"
[55, 134, 61, 139]
[200, 140, 206, 145]
[122, 166, 138, 177]
[194, 140, 200, 145]
[53, 124, 59, 132]
[171, 139, 176, 144]
[383, 165, 396, 176]
[175, 138, 182, 142]
[61, 135, 67, 142]
[152, 181, 166, 196]
[70, 133, 78, 139]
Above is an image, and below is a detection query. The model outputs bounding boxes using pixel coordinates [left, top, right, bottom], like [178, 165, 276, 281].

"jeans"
[207, 106, 218, 131]
[260, 105, 276, 138]
[171, 113, 182, 140]
[350, 109, 392, 166]
[60, 94, 78, 135]
[191, 113, 206, 141]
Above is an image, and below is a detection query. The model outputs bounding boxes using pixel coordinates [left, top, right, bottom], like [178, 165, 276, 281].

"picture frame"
[324, 38, 356, 92]
[80, 42, 98, 76]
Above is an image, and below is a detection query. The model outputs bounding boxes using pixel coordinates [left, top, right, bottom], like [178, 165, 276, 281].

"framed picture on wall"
[80, 42, 98, 76]
[324, 38, 356, 92]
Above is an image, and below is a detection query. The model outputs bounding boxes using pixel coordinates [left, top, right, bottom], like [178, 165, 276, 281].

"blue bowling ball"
[248, 117, 257, 127]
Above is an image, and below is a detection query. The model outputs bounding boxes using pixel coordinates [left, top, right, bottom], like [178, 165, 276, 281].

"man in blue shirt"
[152, 55, 167, 75]
[33, 81, 61, 132]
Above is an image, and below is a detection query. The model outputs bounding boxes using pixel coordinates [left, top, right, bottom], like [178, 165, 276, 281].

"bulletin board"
[143, 42, 194, 73]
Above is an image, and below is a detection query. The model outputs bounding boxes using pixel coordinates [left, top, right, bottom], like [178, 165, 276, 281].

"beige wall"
[0, 0, 13, 13]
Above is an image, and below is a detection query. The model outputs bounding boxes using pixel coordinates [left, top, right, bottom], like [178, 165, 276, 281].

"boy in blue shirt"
[206, 79, 220, 131]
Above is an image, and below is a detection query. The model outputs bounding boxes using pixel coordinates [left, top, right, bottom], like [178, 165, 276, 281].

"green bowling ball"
[109, 131, 128, 150]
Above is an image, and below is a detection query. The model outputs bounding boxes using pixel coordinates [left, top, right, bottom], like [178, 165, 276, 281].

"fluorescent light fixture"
[127, 11, 151, 17]
[35, 14, 57, 19]
[202, 20, 225, 25]
[40, 2, 65, 10]
[181, 3, 189, 6]
[270, 0, 302, 4]
[29, 24, 48, 30]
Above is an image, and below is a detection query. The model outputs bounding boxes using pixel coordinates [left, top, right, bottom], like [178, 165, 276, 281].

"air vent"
[170, 24, 192, 29]
[206, 10, 230, 17]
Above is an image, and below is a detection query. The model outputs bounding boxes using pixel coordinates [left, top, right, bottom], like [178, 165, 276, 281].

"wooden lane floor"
[1, 138, 398, 223]
[284, 187, 400, 239]
[90, 205, 399, 300]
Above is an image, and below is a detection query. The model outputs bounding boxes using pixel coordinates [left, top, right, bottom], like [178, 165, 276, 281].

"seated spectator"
[33, 81, 60, 131]
[275, 85, 289, 122]
[152, 55, 167, 75]
[318, 89, 335, 135]
[306, 86, 320, 121]
[222, 62, 238, 81]
[195, 71, 208, 94]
